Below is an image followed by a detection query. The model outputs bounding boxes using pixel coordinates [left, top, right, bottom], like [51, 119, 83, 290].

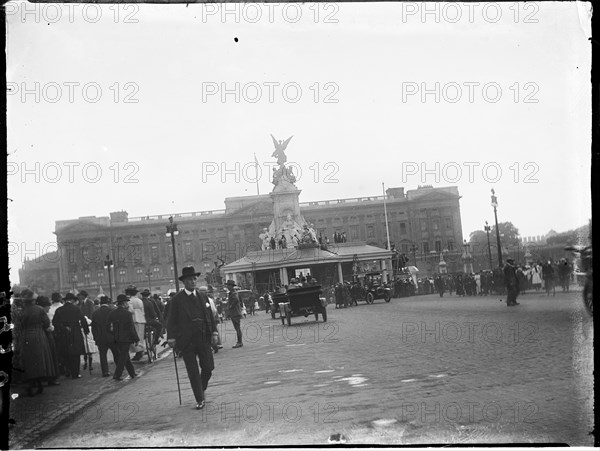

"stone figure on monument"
[259, 228, 271, 251]
[271, 134, 293, 167]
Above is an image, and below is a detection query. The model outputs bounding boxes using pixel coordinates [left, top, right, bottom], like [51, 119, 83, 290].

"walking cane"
[163, 342, 181, 405]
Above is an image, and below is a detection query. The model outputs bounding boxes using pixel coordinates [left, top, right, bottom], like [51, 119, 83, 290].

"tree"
[493, 222, 520, 249]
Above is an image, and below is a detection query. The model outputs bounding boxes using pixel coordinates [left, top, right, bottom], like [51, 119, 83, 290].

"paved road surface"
[11, 290, 594, 447]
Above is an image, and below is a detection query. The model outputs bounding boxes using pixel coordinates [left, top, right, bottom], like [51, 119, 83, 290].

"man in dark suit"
[140, 289, 162, 345]
[53, 293, 89, 379]
[226, 280, 243, 348]
[167, 266, 218, 410]
[504, 258, 520, 307]
[91, 297, 118, 377]
[107, 295, 139, 381]
[78, 290, 95, 319]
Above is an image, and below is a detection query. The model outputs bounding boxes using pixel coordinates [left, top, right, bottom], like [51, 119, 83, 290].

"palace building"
[21, 184, 463, 296]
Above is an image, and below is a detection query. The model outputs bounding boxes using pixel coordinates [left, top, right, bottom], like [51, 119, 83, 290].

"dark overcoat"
[53, 302, 89, 356]
[167, 289, 217, 351]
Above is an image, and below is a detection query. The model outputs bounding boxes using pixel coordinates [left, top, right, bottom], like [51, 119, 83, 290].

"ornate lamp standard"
[71, 274, 77, 292]
[103, 255, 114, 300]
[166, 216, 180, 291]
[462, 240, 473, 274]
[491, 189, 503, 267]
[484, 221, 493, 270]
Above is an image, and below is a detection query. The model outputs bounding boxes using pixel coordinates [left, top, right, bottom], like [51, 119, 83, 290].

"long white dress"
[81, 316, 98, 354]
[531, 266, 542, 285]
[128, 297, 146, 353]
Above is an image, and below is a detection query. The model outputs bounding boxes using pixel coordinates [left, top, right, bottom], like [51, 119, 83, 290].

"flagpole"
[382, 183, 391, 250]
[254, 153, 260, 195]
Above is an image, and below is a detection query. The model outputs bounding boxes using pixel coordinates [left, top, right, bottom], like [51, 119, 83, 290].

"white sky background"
[7, 2, 592, 284]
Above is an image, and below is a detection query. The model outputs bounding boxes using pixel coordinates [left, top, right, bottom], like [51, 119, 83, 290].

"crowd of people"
[11, 286, 169, 395]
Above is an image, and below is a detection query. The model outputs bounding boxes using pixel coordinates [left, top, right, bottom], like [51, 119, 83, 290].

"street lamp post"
[484, 221, 493, 270]
[146, 268, 152, 291]
[166, 216, 180, 291]
[103, 255, 114, 300]
[462, 240, 473, 274]
[491, 189, 503, 267]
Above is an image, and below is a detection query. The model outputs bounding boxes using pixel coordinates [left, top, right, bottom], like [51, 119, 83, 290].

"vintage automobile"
[362, 272, 392, 303]
[271, 285, 327, 325]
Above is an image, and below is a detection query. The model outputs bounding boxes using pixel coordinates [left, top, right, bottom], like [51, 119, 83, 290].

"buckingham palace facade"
[42, 184, 463, 295]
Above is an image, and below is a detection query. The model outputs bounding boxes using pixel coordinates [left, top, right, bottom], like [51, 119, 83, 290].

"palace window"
[150, 244, 159, 264]
[420, 221, 427, 232]
[447, 239, 455, 251]
[118, 268, 127, 283]
[422, 241, 430, 253]
[433, 219, 440, 231]
[445, 217, 452, 229]
[435, 240, 442, 252]
[136, 268, 144, 282]
[68, 246, 76, 263]
[400, 222, 407, 235]
[367, 225, 375, 239]
[153, 267, 161, 279]
[184, 241, 193, 260]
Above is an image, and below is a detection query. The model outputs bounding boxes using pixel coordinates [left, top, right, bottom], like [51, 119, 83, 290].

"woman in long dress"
[20, 290, 58, 396]
[82, 316, 98, 371]
[35, 296, 60, 385]
[531, 263, 542, 291]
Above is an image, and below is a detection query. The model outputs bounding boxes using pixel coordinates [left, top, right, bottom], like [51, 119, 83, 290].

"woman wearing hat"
[19, 290, 58, 395]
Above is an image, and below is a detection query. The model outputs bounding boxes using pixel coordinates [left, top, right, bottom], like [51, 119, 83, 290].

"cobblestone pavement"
[12, 290, 594, 447]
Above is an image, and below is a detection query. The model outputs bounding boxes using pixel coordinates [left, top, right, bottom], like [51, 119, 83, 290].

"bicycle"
[145, 325, 158, 363]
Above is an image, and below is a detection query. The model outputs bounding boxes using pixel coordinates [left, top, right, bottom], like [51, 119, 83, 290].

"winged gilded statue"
[271, 134, 293, 166]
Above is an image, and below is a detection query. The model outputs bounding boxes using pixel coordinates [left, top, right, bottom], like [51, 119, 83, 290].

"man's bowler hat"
[140, 289, 151, 297]
[179, 266, 201, 281]
[116, 294, 129, 304]
[124, 285, 139, 295]
[225, 280, 237, 287]
[63, 292, 77, 302]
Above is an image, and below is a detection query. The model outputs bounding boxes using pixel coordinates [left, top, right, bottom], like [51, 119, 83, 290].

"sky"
[7, 1, 592, 284]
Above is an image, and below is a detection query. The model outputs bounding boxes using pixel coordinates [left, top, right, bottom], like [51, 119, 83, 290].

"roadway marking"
[315, 370, 335, 373]
[264, 381, 281, 385]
